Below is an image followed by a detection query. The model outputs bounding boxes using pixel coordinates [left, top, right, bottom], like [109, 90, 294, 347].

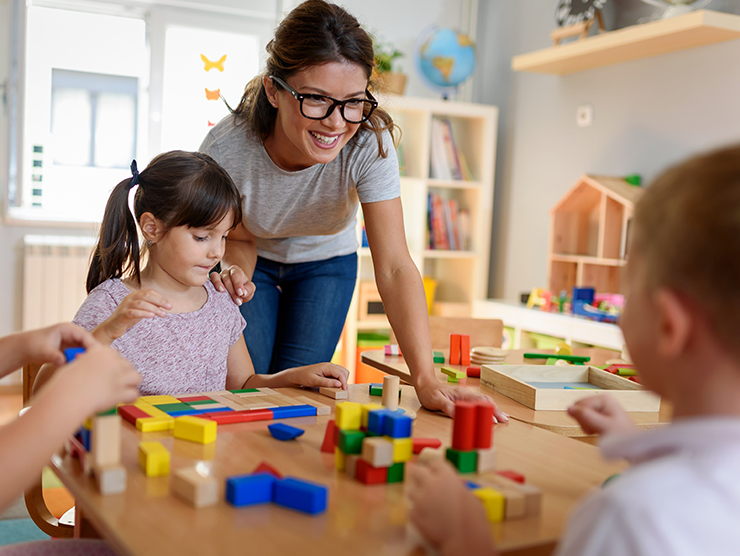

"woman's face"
[264, 61, 368, 171]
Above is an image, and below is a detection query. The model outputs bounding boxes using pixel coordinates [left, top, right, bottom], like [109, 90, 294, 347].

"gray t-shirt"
[199, 114, 401, 263]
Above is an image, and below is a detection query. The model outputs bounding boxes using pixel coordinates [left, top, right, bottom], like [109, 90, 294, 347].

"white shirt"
[555, 417, 740, 556]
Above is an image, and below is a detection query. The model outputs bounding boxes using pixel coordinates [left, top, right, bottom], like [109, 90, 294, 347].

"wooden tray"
[480, 365, 660, 411]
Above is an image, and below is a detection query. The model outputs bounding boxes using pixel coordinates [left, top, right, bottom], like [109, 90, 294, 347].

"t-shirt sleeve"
[229, 306, 247, 346]
[72, 284, 119, 332]
[353, 129, 401, 204]
[198, 129, 221, 162]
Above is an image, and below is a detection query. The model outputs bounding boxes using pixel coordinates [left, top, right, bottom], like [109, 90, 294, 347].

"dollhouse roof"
[551, 174, 643, 213]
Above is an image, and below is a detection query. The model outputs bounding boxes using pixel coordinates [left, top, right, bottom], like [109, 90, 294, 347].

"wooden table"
[361, 348, 672, 440]
[51, 385, 625, 556]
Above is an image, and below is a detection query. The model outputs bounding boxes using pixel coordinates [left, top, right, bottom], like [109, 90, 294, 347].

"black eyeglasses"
[270, 75, 378, 124]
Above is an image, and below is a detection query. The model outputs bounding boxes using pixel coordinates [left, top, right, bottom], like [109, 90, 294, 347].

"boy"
[407, 144, 740, 556]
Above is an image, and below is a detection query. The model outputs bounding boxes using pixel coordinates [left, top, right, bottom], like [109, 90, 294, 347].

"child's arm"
[91, 289, 171, 346]
[407, 458, 497, 556]
[0, 341, 139, 513]
[225, 336, 349, 390]
[567, 395, 638, 436]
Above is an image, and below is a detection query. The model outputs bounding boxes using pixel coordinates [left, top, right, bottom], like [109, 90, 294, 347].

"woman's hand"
[95, 289, 171, 345]
[415, 377, 509, 422]
[568, 394, 638, 437]
[210, 265, 256, 306]
[282, 363, 349, 390]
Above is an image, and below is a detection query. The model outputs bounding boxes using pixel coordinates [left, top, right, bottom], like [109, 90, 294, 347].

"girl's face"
[151, 211, 234, 289]
[264, 61, 368, 171]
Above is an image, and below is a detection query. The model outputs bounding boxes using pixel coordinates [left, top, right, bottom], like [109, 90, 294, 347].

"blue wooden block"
[465, 481, 481, 490]
[383, 412, 413, 438]
[64, 347, 86, 362]
[367, 409, 392, 436]
[270, 405, 317, 419]
[166, 409, 204, 417]
[77, 426, 91, 451]
[199, 407, 232, 414]
[226, 472, 276, 507]
[368, 383, 383, 392]
[268, 423, 305, 441]
[274, 477, 328, 515]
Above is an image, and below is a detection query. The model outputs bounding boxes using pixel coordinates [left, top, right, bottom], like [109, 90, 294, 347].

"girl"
[36, 151, 348, 396]
[202, 0, 505, 421]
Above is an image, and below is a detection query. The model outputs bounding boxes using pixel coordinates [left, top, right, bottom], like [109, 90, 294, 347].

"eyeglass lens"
[301, 96, 374, 123]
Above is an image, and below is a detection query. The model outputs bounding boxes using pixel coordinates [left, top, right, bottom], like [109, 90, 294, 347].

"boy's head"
[621, 144, 740, 392]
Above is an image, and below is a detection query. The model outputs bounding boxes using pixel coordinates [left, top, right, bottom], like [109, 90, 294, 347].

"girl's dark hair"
[232, 0, 398, 157]
[87, 150, 243, 293]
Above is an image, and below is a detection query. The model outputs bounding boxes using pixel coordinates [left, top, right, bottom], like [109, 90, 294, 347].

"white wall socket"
[577, 104, 593, 127]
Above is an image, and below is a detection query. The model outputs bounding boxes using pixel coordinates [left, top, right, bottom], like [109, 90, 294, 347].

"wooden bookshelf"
[512, 10, 740, 75]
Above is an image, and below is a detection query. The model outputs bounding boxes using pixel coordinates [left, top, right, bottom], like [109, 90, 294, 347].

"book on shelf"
[429, 117, 475, 182]
[427, 192, 472, 251]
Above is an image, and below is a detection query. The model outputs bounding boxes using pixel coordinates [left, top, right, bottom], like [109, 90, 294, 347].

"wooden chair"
[390, 315, 504, 351]
[22, 363, 74, 538]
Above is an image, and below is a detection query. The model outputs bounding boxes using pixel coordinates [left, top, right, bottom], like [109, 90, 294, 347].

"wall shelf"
[512, 10, 740, 75]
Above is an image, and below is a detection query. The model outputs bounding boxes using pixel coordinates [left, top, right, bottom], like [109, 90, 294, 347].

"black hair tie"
[130, 160, 139, 189]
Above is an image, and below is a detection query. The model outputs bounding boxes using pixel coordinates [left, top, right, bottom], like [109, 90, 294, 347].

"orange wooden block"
[449, 333, 461, 365]
[460, 334, 471, 366]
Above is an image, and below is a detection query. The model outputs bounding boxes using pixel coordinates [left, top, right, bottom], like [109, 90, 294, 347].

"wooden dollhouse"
[548, 174, 643, 295]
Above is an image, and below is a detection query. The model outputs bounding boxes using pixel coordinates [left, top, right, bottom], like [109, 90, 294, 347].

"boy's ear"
[654, 288, 692, 359]
[139, 212, 164, 243]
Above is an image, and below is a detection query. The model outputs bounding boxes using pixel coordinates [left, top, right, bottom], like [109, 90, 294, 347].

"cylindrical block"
[382, 375, 400, 412]
[452, 401, 476, 451]
[475, 403, 494, 449]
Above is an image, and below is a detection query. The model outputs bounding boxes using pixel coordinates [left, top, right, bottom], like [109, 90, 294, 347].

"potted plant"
[373, 39, 406, 95]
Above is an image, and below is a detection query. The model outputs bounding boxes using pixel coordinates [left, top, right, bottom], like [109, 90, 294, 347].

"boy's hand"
[96, 289, 171, 345]
[568, 394, 638, 437]
[19, 323, 99, 367]
[210, 265, 255, 306]
[284, 363, 349, 390]
[408, 458, 496, 556]
[415, 378, 509, 423]
[55, 344, 140, 413]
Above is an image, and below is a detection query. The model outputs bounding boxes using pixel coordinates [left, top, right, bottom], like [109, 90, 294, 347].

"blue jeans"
[240, 253, 357, 374]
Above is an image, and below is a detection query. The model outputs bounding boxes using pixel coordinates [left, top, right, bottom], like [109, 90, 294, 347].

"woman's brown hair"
[232, 0, 397, 157]
[87, 150, 243, 293]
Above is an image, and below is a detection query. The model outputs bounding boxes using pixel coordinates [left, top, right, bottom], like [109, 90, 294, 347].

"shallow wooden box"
[480, 365, 660, 411]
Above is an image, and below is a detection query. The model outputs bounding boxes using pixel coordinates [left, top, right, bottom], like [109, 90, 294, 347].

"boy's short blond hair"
[632, 144, 740, 359]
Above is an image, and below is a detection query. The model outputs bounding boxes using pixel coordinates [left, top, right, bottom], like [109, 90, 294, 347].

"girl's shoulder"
[88, 278, 130, 301]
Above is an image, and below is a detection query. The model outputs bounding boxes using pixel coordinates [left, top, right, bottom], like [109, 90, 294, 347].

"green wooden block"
[446, 448, 478, 474]
[432, 351, 445, 364]
[369, 386, 383, 396]
[338, 430, 366, 455]
[387, 462, 405, 483]
[96, 407, 118, 416]
[186, 399, 219, 405]
[523, 353, 590, 363]
[546, 357, 558, 366]
[153, 402, 192, 413]
[440, 366, 464, 378]
[228, 388, 260, 393]
[447, 375, 459, 384]
[617, 368, 637, 377]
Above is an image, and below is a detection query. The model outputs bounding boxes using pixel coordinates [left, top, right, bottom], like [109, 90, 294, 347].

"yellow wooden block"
[134, 403, 170, 419]
[360, 403, 384, 429]
[173, 416, 217, 444]
[334, 447, 346, 471]
[83, 417, 93, 430]
[136, 416, 175, 433]
[138, 395, 180, 405]
[335, 402, 362, 430]
[473, 487, 505, 522]
[385, 436, 413, 463]
[138, 441, 170, 477]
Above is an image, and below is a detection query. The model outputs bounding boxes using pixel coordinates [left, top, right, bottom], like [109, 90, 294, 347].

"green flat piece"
[187, 399, 219, 405]
[369, 386, 383, 396]
[229, 388, 259, 393]
[153, 402, 192, 412]
[617, 368, 637, 376]
[545, 358, 557, 365]
[446, 448, 477, 474]
[387, 462, 405, 483]
[523, 353, 590, 363]
[96, 407, 117, 416]
[447, 376, 459, 384]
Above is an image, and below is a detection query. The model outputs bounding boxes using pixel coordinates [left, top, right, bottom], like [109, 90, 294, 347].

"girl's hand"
[284, 363, 349, 390]
[568, 395, 638, 437]
[96, 289, 171, 345]
[415, 378, 509, 422]
[408, 458, 496, 556]
[19, 323, 99, 367]
[210, 266, 255, 306]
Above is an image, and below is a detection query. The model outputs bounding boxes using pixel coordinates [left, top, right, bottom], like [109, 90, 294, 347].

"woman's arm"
[363, 198, 507, 421]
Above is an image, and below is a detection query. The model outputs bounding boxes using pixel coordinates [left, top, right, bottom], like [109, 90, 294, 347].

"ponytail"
[86, 178, 141, 293]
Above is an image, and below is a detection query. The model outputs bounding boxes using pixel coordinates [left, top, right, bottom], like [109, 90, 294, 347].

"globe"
[414, 27, 476, 99]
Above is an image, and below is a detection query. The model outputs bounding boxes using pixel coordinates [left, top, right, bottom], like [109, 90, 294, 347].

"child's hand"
[55, 344, 140, 413]
[210, 265, 256, 307]
[19, 323, 99, 367]
[408, 458, 496, 556]
[568, 394, 638, 437]
[96, 289, 171, 345]
[283, 363, 349, 390]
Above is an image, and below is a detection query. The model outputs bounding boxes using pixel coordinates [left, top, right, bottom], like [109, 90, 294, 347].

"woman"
[203, 0, 506, 420]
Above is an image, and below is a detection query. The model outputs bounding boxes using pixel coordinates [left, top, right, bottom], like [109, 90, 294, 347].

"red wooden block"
[449, 334, 461, 366]
[321, 420, 336, 453]
[118, 405, 151, 426]
[176, 395, 212, 402]
[412, 438, 443, 454]
[356, 459, 388, 485]
[460, 334, 471, 366]
[466, 366, 481, 378]
[496, 470, 525, 484]
[475, 403, 494, 449]
[202, 409, 273, 424]
[253, 461, 283, 479]
[333, 421, 340, 447]
[452, 401, 476, 451]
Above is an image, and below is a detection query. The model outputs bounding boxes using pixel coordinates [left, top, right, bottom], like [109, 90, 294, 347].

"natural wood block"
[320, 387, 348, 400]
[486, 475, 542, 518]
[382, 375, 400, 412]
[476, 447, 497, 473]
[172, 467, 219, 509]
[361, 437, 394, 468]
[294, 396, 331, 416]
[345, 455, 360, 479]
[94, 464, 126, 495]
[417, 447, 445, 465]
[92, 414, 121, 469]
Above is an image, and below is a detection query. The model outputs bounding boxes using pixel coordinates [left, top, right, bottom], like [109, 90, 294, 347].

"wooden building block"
[502, 488, 526, 520]
[452, 401, 477, 451]
[136, 416, 175, 433]
[473, 487, 505, 522]
[487, 475, 542, 518]
[460, 334, 471, 366]
[382, 375, 400, 412]
[174, 416, 217, 444]
[387, 437, 413, 463]
[441, 366, 466, 379]
[361, 437, 394, 468]
[476, 447, 497, 473]
[138, 395, 180, 405]
[268, 423, 305, 441]
[496, 470, 525, 484]
[335, 402, 362, 430]
[321, 420, 337, 453]
[412, 438, 443, 454]
[338, 429, 366, 454]
[383, 412, 413, 438]
[356, 459, 388, 485]
[294, 396, 331, 416]
[252, 461, 283, 479]
[345, 455, 360, 479]
[117, 405, 151, 426]
[334, 447, 346, 471]
[387, 462, 405, 483]
[94, 464, 126, 495]
[226, 473, 275, 507]
[360, 403, 384, 428]
[172, 467, 219, 509]
[475, 403, 494, 449]
[466, 366, 481, 378]
[417, 447, 445, 465]
[319, 387, 348, 400]
[138, 441, 170, 477]
[273, 477, 328, 515]
[91, 414, 121, 469]
[209, 395, 247, 411]
[446, 447, 477, 474]
[449, 333, 462, 365]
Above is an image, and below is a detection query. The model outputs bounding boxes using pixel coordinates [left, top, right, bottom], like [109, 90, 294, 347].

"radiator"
[22, 235, 97, 330]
